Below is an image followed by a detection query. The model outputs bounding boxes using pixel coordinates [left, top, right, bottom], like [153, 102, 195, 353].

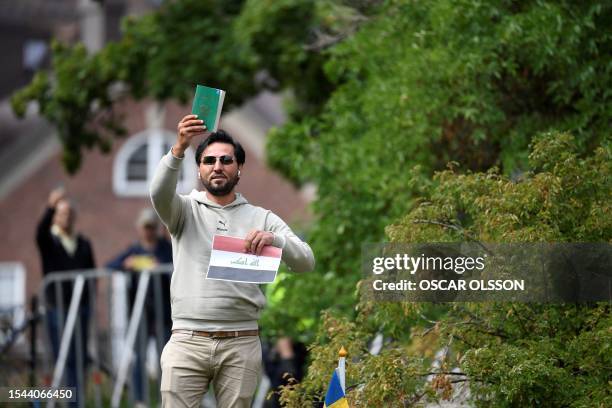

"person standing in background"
[106, 207, 173, 406]
[36, 187, 95, 406]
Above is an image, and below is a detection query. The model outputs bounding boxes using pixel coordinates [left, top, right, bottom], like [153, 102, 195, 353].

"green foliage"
[118, 0, 256, 102]
[388, 132, 611, 243]
[263, 0, 612, 341]
[11, 42, 123, 172]
[234, 0, 332, 115]
[10, 0, 371, 174]
[452, 303, 611, 407]
[11, 0, 256, 173]
[282, 133, 611, 406]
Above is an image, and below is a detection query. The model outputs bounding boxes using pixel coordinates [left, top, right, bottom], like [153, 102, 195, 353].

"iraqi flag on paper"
[206, 235, 282, 284]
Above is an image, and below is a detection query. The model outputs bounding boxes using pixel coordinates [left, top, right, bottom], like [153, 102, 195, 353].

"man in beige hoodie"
[150, 114, 315, 408]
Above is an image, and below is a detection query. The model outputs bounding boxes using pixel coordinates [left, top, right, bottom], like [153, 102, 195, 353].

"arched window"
[113, 129, 197, 197]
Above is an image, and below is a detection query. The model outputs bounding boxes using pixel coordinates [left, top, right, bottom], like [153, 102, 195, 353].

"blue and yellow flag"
[323, 369, 349, 408]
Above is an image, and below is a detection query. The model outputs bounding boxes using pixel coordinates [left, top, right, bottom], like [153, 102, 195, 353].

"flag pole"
[337, 346, 348, 393]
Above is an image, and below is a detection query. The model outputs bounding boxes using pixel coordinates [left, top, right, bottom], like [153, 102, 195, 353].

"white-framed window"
[113, 129, 198, 197]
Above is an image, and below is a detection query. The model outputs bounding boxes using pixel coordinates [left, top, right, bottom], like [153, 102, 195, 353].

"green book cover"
[191, 84, 226, 132]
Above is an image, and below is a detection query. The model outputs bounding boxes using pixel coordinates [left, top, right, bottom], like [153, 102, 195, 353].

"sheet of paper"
[206, 235, 282, 284]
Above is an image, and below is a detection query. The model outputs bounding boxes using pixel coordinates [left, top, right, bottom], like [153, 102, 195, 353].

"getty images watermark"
[361, 243, 611, 302]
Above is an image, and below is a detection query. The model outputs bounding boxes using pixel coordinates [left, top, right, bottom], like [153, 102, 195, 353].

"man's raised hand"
[48, 187, 66, 208]
[173, 114, 207, 157]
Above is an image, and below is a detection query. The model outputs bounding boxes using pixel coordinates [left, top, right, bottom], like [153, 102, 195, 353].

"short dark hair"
[194, 129, 246, 166]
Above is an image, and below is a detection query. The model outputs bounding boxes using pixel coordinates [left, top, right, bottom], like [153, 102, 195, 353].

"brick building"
[0, 0, 311, 336]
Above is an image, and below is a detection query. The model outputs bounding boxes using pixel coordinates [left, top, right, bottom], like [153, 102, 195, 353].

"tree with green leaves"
[278, 133, 610, 406]
[263, 0, 611, 341]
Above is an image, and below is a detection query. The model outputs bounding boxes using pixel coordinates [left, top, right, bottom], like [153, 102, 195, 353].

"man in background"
[36, 187, 95, 405]
[106, 207, 172, 406]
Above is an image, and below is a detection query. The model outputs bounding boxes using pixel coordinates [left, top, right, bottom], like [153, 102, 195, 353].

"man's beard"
[202, 173, 239, 196]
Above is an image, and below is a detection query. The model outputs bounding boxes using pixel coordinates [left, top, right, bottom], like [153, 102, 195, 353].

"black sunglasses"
[201, 155, 235, 165]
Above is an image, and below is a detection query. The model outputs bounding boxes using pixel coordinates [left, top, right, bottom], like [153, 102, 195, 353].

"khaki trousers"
[160, 331, 262, 408]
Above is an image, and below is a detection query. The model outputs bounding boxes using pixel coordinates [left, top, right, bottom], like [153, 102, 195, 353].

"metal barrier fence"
[0, 265, 273, 408]
[38, 265, 173, 408]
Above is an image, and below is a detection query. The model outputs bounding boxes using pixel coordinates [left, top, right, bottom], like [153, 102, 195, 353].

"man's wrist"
[171, 144, 187, 158]
[272, 233, 286, 249]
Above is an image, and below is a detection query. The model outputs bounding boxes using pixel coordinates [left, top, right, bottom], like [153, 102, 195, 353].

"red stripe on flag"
[213, 235, 282, 258]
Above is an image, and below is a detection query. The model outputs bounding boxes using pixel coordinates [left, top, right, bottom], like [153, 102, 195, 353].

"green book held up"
[191, 84, 226, 132]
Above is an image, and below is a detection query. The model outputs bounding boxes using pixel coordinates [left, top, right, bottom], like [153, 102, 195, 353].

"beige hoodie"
[150, 150, 315, 331]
